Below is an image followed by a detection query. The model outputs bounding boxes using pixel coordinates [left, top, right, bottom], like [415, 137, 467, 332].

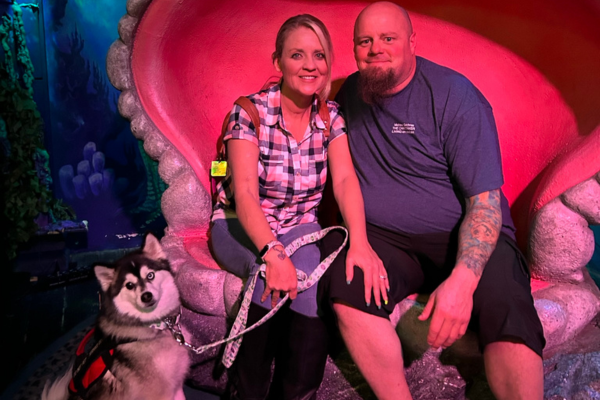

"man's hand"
[418, 268, 478, 349]
[261, 245, 298, 308]
[346, 243, 388, 308]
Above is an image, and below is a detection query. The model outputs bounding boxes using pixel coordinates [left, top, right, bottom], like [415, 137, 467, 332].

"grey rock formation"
[529, 173, 600, 352]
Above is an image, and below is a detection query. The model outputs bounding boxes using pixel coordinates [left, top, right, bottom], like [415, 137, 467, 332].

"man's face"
[353, 9, 416, 93]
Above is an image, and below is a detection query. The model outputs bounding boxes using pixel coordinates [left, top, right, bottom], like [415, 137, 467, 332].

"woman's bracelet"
[258, 240, 285, 264]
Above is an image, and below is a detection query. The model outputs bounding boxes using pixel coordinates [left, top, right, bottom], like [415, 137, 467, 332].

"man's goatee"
[357, 67, 401, 105]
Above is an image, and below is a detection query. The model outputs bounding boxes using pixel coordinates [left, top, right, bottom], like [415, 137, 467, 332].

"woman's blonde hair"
[272, 14, 333, 102]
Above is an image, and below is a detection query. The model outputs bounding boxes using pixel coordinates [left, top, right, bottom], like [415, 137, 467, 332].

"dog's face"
[94, 234, 181, 323]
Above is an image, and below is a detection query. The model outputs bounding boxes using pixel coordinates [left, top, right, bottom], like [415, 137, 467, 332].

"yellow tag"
[211, 161, 227, 177]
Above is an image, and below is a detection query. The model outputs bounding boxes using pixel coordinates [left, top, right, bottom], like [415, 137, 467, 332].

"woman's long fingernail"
[347, 280, 351, 285]
[384, 300, 388, 305]
[366, 302, 370, 307]
[377, 304, 381, 310]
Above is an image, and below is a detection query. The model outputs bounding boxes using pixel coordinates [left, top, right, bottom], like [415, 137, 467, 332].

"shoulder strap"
[217, 97, 261, 160]
[318, 100, 330, 138]
[234, 97, 261, 136]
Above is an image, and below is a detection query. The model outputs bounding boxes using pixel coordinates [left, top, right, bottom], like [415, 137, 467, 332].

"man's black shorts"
[318, 223, 545, 356]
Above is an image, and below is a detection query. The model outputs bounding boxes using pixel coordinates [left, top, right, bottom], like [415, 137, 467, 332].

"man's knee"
[484, 337, 542, 355]
[484, 337, 527, 352]
[332, 299, 371, 329]
[332, 299, 392, 329]
[332, 299, 354, 320]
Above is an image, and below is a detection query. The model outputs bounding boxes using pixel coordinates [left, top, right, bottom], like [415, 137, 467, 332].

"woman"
[210, 14, 386, 400]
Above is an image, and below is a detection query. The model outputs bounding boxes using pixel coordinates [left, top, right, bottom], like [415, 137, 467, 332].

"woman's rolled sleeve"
[326, 101, 347, 145]
[224, 104, 260, 147]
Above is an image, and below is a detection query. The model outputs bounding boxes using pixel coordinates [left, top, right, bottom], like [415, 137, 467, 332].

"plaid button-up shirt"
[212, 84, 347, 235]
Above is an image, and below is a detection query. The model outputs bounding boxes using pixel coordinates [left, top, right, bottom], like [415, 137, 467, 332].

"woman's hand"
[345, 242, 388, 308]
[261, 245, 298, 308]
[327, 136, 388, 308]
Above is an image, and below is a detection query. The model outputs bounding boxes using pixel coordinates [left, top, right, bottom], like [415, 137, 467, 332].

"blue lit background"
[18, 0, 166, 250]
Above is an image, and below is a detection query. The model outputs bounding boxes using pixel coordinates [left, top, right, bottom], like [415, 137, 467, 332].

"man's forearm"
[455, 189, 502, 279]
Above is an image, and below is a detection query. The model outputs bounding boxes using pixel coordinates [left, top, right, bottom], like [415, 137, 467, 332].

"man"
[319, 2, 545, 399]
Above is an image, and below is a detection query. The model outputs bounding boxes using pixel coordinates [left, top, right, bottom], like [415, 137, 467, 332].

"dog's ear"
[94, 265, 115, 292]
[142, 233, 167, 261]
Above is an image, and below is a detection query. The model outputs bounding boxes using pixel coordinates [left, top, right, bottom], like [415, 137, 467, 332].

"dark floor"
[0, 244, 219, 399]
[1, 271, 99, 395]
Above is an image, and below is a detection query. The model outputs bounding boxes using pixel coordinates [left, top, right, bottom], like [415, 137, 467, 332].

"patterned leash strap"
[161, 225, 348, 363]
[221, 225, 348, 367]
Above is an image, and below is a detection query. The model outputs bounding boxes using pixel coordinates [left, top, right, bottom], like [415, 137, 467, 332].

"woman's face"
[275, 26, 328, 101]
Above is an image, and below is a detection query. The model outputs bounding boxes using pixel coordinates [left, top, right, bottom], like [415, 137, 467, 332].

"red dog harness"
[68, 327, 132, 397]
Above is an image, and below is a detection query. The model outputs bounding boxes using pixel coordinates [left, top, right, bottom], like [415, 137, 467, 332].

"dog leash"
[159, 225, 348, 368]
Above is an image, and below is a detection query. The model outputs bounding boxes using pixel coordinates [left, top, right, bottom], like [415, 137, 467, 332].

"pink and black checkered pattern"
[212, 84, 347, 235]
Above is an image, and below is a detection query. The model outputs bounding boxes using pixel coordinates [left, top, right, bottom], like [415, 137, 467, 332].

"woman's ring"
[380, 275, 386, 279]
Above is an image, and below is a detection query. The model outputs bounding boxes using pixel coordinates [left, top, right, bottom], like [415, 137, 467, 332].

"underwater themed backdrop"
[3, 0, 599, 283]
[32, 0, 165, 250]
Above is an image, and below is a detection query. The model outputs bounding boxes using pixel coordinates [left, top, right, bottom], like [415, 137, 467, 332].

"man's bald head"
[354, 2, 413, 39]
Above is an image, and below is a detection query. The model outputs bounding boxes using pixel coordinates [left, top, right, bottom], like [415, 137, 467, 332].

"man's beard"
[357, 67, 401, 105]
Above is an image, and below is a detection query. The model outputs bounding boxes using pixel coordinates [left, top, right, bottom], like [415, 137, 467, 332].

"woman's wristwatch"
[259, 240, 284, 264]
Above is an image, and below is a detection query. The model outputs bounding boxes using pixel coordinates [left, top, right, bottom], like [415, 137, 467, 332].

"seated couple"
[209, 2, 545, 399]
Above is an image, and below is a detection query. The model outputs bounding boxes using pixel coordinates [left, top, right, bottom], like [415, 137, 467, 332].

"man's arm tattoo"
[456, 189, 502, 277]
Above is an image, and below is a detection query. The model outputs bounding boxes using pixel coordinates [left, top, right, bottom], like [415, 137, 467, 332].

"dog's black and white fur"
[42, 233, 190, 400]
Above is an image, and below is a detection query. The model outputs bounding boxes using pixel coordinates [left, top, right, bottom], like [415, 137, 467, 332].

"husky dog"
[42, 233, 191, 400]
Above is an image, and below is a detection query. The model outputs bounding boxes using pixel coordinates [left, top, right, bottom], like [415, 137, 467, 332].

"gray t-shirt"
[336, 57, 516, 238]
